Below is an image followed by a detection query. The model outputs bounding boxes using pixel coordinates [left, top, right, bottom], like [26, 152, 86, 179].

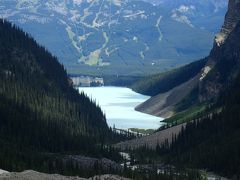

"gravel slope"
[0, 170, 131, 180]
[136, 75, 200, 118]
[115, 123, 186, 150]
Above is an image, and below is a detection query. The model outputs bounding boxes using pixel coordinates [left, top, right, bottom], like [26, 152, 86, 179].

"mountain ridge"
[134, 0, 240, 117]
[199, 0, 240, 101]
[0, 0, 226, 75]
[117, 2, 240, 176]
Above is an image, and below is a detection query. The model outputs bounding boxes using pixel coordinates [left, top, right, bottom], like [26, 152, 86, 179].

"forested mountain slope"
[132, 59, 207, 96]
[122, 1, 240, 177]
[160, 71, 240, 178]
[152, 29, 240, 174]
[0, 20, 124, 175]
[123, 70, 240, 178]
[134, 0, 240, 117]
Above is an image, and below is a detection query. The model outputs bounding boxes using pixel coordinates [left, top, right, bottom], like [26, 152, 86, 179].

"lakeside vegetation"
[129, 128, 155, 135]
[162, 105, 206, 126]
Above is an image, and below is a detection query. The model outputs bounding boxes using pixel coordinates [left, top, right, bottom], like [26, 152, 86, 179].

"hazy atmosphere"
[1, 0, 240, 179]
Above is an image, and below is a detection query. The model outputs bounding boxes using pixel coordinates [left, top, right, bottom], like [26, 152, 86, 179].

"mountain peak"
[199, 0, 240, 101]
[0, 0, 226, 75]
[215, 0, 240, 46]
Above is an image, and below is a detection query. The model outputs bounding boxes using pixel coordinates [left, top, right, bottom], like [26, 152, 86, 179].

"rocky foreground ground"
[0, 170, 131, 180]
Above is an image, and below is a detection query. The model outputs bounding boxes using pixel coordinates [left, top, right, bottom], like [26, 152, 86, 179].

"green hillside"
[0, 20, 125, 175]
[132, 59, 207, 96]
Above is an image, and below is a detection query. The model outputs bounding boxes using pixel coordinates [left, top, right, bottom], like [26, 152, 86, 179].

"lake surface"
[78, 86, 164, 130]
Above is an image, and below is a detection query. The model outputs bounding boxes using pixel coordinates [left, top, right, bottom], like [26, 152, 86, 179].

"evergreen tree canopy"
[0, 20, 125, 173]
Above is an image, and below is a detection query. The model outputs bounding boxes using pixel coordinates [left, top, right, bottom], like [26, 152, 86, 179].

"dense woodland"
[0, 19, 209, 180]
[0, 20, 133, 176]
[161, 22, 240, 178]
[132, 59, 207, 96]
[131, 20, 240, 179]
[1, 3, 240, 178]
[131, 73, 240, 179]
[164, 74, 240, 178]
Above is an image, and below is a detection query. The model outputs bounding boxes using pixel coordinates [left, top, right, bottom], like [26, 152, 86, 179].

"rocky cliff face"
[215, 0, 240, 46]
[220, 0, 240, 35]
[127, 0, 239, 117]
[199, 0, 240, 102]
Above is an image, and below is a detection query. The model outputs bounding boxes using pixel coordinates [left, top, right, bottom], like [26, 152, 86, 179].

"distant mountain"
[147, 0, 227, 10]
[199, 0, 240, 101]
[0, 0, 225, 76]
[134, 0, 240, 117]
[121, 1, 240, 177]
[148, 0, 228, 33]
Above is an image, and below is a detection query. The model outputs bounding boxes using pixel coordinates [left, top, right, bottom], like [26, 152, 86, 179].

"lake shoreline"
[78, 86, 164, 130]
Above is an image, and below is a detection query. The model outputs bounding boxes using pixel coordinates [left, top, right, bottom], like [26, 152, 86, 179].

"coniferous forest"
[128, 12, 240, 178]
[160, 74, 240, 178]
[0, 20, 130, 176]
[1, 0, 240, 178]
[132, 59, 207, 96]
[130, 73, 240, 178]
[0, 19, 205, 180]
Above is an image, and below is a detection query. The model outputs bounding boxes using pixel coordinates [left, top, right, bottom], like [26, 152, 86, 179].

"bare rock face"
[63, 155, 123, 172]
[199, 0, 240, 102]
[0, 170, 131, 180]
[221, 0, 240, 34]
[215, 0, 240, 46]
[0, 169, 9, 175]
[0, 170, 85, 180]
